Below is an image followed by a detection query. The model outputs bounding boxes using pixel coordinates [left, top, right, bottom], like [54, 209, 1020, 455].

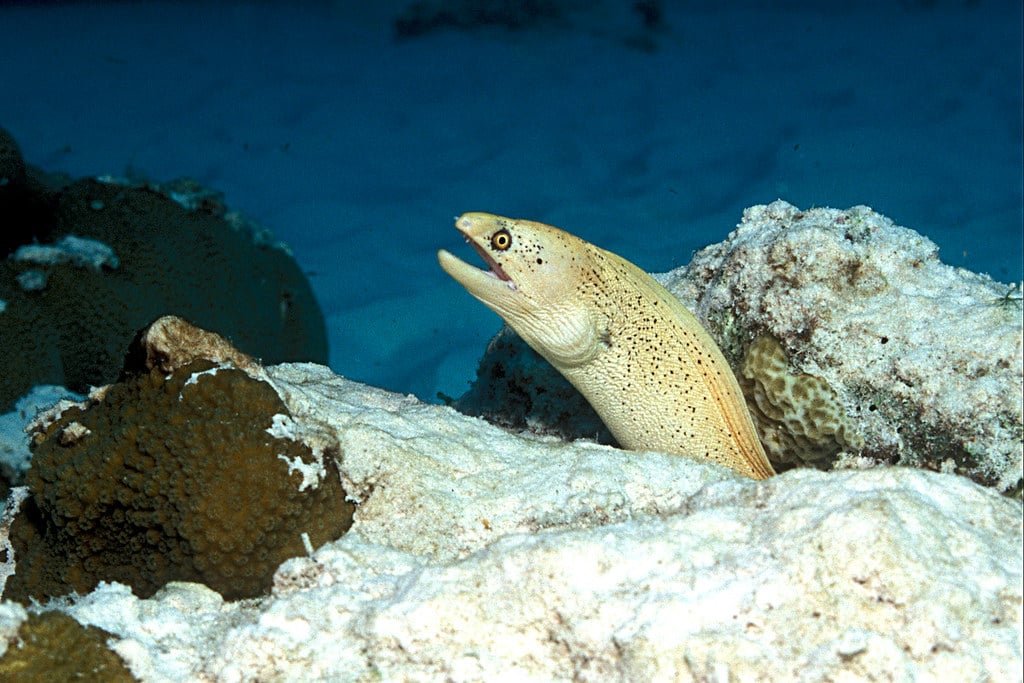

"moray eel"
[438, 212, 776, 480]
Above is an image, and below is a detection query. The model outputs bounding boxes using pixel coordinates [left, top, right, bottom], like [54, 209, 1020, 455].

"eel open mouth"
[437, 244, 518, 297]
[438, 213, 518, 299]
[465, 237, 512, 282]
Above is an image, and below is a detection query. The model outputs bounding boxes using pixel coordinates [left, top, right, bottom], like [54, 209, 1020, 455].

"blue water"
[2, 0, 1021, 402]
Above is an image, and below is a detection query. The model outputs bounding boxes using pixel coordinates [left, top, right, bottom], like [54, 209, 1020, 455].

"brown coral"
[0, 611, 138, 682]
[740, 335, 863, 468]
[1, 126, 327, 415]
[3, 324, 354, 603]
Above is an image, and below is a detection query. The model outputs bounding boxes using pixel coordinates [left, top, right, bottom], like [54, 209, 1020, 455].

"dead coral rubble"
[3, 372, 1017, 683]
[675, 201, 1022, 493]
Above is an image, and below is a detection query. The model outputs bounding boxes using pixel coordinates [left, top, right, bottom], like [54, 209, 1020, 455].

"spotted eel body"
[438, 212, 775, 480]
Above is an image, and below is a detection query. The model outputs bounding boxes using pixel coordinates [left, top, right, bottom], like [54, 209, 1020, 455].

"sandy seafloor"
[1, 0, 1021, 403]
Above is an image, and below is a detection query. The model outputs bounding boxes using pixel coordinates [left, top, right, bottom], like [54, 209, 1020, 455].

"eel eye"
[491, 229, 512, 251]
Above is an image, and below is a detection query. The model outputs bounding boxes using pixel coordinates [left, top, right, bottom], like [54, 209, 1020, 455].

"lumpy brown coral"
[0, 126, 327, 415]
[0, 611, 138, 682]
[3, 319, 354, 603]
[740, 335, 863, 468]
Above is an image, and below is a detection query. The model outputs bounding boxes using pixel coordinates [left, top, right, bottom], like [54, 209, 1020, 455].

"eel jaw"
[464, 237, 512, 283]
[437, 247, 517, 301]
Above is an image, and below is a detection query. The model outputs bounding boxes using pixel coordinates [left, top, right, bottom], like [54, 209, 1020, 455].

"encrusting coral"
[741, 335, 863, 467]
[2, 317, 355, 603]
[0, 610, 138, 682]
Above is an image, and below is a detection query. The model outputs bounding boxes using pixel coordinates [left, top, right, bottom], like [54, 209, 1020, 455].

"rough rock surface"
[393, 0, 666, 51]
[1, 365, 1020, 682]
[678, 202, 1021, 492]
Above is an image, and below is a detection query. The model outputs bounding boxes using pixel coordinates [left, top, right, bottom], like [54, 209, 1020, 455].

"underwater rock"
[264, 362, 730, 561]
[120, 313, 265, 378]
[677, 201, 1022, 492]
[2, 318, 353, 603]
[0, 201, 1019, 679]
[0, 366, 1017, 681]
[262, 468, 1019, 683]
[452, 326, 613, 446]
[456, 202, 1022, 494]
[393, 0, 665, 50]
[0, 127, 328, 416]
[394, 0, 562, 37]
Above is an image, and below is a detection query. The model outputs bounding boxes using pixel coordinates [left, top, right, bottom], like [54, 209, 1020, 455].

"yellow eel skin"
[438, 212, 775, 480]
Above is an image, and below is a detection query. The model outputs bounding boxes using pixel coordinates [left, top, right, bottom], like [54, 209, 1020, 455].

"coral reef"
[0, 126, 328, 416]
[456, 202, 1022, 493]
[0, 204, 1018, 680]
[0, 367, 1017, 681]
[0, 609, 137, 682]
[2, 318, 354, 603]
[676, 201, 1021, 492]
[741, 335, 863, 467]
